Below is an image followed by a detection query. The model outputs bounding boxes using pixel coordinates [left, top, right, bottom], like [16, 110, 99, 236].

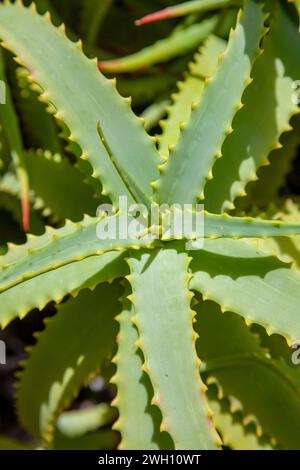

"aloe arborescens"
[0, 0, 300, 451]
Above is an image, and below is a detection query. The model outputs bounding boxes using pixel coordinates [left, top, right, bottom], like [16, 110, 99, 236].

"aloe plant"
[0, 0, 300, 451]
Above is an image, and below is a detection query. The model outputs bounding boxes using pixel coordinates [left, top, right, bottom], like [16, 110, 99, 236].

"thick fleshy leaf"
[0, 214, 150, 294]
[158, 35, 226, 160]
[112, 290, 172, 450]
[190, 238, 300, 343]
[25, 149, 100, 221]
[127, 248, 218, 450]
[195, 298, 300, 449]
[0, 1, 159, 206]
[0, 251, 126, 328]
[56, 404, 117, 438]
[0, 49, 29, 229]
[136, 0, 239, 25]
[99, 17, 218, 73]
[17, 282, 121, 444]
[204, 4, 300, 212]
[13, 66, 62, 154]
[155, 0, 265, 205]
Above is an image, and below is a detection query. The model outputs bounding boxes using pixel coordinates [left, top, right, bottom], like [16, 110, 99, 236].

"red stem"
[21, 192, 30, 232]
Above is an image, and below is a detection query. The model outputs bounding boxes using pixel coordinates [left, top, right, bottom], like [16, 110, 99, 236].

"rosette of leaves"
[0, 0, 300, 451]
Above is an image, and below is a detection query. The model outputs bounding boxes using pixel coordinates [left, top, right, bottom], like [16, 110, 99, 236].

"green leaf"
[195, 298, 300, 449]
[0, 173, 45, 235]
[56, 404, 117, 438]
[112, 289, 171, 449]
[13, 66, 62, 154]
[246, 199, 300, 271]
[154, 0, 265, 205]
[190, 238, 300, 343]
[127, 248, 219, 450]
[17, 281, 120, 444]
[0, 214, 150, 295]
[2, 209, 300, 318]
[158, 35, 226, 160]
[142, 99, 170, 133]
[136, 0, 239, 25]
[204, 3, 300, 212]
[81, 0, 113, 47]
[0, 49, 30, 229]
[237, 124, 300, 210]
[25, 149, 100, 222]
[207, 386, 274, 450]
[99, 17, 218, 73]
[0, 1, 159, 206]
[160, 210, 300, 240]
[2, 208, 300, 327]
[0, 251, 126, 328]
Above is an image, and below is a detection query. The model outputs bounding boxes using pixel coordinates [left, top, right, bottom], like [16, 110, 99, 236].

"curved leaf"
[13, 66, 62, 154]
[158, 35, 226, 160]
[112, 289, 171, 449]
[127, 248, 219, 450]
[56, 404, 117, 438]
[190, 238, 300, 343]
[99, 17, 218, 73]
[17, 281, 121, 444]
[0, 1, 159, 206]
[155, 0, 265, 205]
[0, 49, 29, 229]
[0, 214, 150, 294]
[196, 299, 300, 449]
[136, 0, 239, 25]
[0, 251, 126, 329]
[206, 385, 274, 450]
[204, 4, 300, 212]
[26, 149, 100, 221]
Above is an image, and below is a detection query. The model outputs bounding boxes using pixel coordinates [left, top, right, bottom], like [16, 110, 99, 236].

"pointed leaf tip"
[135, 7, 173, 26]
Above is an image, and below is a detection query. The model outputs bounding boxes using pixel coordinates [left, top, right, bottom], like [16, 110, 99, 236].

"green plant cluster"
[0, 0, 300, 450]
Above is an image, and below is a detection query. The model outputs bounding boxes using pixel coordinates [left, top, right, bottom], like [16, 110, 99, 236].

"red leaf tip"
[135, 7, 173, 26]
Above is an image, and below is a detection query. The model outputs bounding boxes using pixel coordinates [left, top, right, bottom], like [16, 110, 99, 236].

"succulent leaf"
[0, 1, 159, 206]
[99, 16, 218, 73]
[136, 0, 239, 25]
[0, 214, 149, 295]
[155, 0, 266, 206]
[127, 248, 219, 449]
[196, 298, 300, 449]
[204, 3, 300, 212]
[17, 282, 121, 444]
[0, 251, 126, 328]
[25, 149, 101, 222]
[190, 238, 300, 343]
[158, 35, 227, 160]
[112, 289, 171, 449]
[0, 49, 30, 230]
